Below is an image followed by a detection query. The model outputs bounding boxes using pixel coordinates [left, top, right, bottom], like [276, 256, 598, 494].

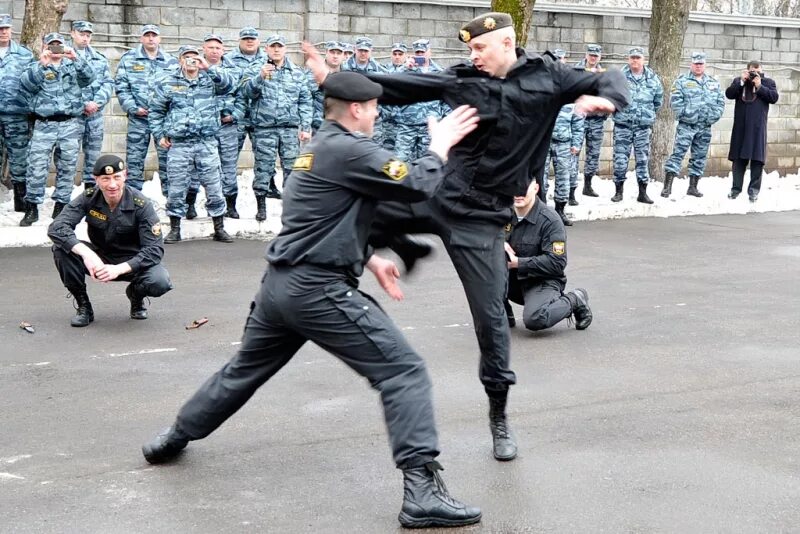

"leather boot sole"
[398, 511, 482, 529]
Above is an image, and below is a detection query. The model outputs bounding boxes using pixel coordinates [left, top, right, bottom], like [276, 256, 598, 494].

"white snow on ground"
[0, 169, 798, 248]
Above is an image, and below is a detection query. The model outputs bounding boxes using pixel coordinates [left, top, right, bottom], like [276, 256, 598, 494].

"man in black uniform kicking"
[305, 12, 628, 462]
[142, 72, 483, 529]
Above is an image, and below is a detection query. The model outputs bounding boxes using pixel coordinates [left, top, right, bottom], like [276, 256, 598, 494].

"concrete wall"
[1, 0, 798, 179]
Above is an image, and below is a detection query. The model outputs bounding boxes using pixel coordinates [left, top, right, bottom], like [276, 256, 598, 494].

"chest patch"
[293, 153, 314, 171]
[44, 72, 56, 81]
[89, 209, 107, 221]
[132, 63, 145, 72]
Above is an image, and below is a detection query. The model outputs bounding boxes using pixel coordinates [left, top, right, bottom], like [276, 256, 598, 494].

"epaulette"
[133, 196, 147, 207]
[85, 187, 96, 197]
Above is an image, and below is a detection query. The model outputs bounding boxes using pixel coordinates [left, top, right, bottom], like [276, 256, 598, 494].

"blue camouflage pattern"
[573, 59, 607, 179]
[394, 61, 448, 161]
[0, 115, 31, 184]
[0, 40, 35, 116]
[165, 139, 226, 218]
[229, 48, 266, 151]
[23, 118, 82, 205]
[341, 56, 386, 144]
[252, 127, 298, 194]
[545, 105, 583, 201]
[613, 124, 653, 184]
[669, 72, 724, 127]
[381, 62, 405, 150]
[20, 55, 95, 118]
[612, 65, 663, 128]
[664, 122, 713, 177]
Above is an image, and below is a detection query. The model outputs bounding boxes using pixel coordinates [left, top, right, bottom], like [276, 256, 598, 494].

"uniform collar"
[515, 198, 542, 226]
[112, 187, 136, 211]
[136, 44, 164, 60]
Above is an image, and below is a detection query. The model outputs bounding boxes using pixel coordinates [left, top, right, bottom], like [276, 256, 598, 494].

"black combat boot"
[185, 191, 198, 220]
[212, 216, 233, 243]
[12, 182, 26, 212]
[611, 182, 624, 202]
[568, 186, 579, 206]
[566, 288, 592, 330]
[164, 216, 181, 244]
[255, 195, 267, 221]
[555, 201, 573, 226]
[488, 393, 517, 461]
[265, 182, 282, 199]
[582, 174, 599, 197]
[398, 461, 482, 528]
[52, 201, 66, 219]
[142, 425, 190, 464]
[390, 235, 434, 274]
[126, 283, 148, 320]
[19, 202, 38, 227]
[70, 290, 94, 327]
[687, 176, 703, 197]
[661, 171, 676, 198]
[225, 194, 239, 219]
[637, 182, 654, 204]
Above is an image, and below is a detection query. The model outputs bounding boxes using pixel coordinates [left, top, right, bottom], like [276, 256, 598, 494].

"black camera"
[748, 71, 759, 80]
[267, 57, 276, 66]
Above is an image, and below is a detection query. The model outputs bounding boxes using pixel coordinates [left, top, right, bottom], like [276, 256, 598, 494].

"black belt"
[35, 114, 75, 122]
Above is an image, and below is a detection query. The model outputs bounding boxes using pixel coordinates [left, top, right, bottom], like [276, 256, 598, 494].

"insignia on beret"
[552, 241, 565, 255]
[293, 153, 314, 171]
[483, 17, 496, 30]
[105, 165, 114, 175]
[382, 159, 408, 181]
[152, 224, 162, 236]
[459, 12, 512, 43]
[459, 30, 471, 43]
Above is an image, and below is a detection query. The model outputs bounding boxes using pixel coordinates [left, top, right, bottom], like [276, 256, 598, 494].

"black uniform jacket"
[366, 49, 629, 202]
[506, 200, 567, 291]
[48, 186, 164, 272]
[266, 120, 445, 282]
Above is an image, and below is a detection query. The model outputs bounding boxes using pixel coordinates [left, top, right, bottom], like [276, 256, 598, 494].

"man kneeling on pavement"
[48, 155, 172, 327]
[503, 180, 592, 332]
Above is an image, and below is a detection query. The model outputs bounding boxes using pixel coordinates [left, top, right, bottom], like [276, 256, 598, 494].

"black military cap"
[459, 12, 513, 43]
[92, 154, 126, 176]
[322, 71, 382, 102]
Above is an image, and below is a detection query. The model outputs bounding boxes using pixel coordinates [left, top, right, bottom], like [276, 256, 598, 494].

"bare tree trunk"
[20, 0, 70, 57]
[647, 0, 692, 181]
[491, 0, 536, 48]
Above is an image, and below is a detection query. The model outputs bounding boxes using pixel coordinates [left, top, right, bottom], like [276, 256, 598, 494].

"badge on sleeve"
[151, 223, 162, 236]
[552, 241, 565, 255]
[382, 159, 408, 181]
[293, 153, 314, 171]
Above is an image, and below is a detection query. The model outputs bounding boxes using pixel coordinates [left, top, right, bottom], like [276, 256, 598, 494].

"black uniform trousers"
[175, 265, 439, 469]
[507, 278, 572, 332]
[731, 158, 764, 197]
[371, 197, 517, 395]
[52, 242, 172, 297]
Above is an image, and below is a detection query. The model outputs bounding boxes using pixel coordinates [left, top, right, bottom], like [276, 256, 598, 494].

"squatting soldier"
[229, 27, 265, 165]
[611, 46, 663, 204]
[572, 43, 606, 198]
[19, 32, 95, 226]
[115, 24, 177, 193]
[544, 103, 583, 226]
[241, 34, 312, 221]
[381, 42, 407, 151]
[663, 52, 725, 198]
[308, 41, 343, 133]
[0, 13, 34, 213]
[342, 36, 387, 144]
[48, 154, 172, 327]
[148, 45, 235, 244]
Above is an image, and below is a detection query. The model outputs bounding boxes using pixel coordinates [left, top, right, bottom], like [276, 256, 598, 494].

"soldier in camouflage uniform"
[663, 52, 725, 198]
[0, 13, 34, 212]
[342, 42, 354, 62]
[342, 37, 387, 145]
[149, 45, 235, 244]
[544, 103, 583, 226]
[229, 27, 265, 174]
[54, 21, 114, 191]
[115, 24, 177, 193]
[572, 44, 607, 198]
[611, 47, 663, 204]
[19, 32, 95, 226]
[381, 42, 407, 151]
[241, 34, 312, 221]
[308, 41, 343, 133]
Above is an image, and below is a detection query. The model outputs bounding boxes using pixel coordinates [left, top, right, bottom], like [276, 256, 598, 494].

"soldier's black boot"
[398, 461, 482, 528]
[212, 216, 233, 243]
[51, 201, 66, 219]
[488, 393, 517, 461]
[185, 191, 198, 220]
[164, 216, 181, 244]
[661, 171, 676, 198]
[555, 201, 573, 226]
[390, 235, 434, 274]
[568, 186, 579, 206]
[126, 283, 148, 320]
[637, 182, 654, 204]
[225, 194, 239, 219]
[687, 176, 703, 197]
[142, 425, 190, 464]
[19, 202, 38, 227]
[12, 182, 26, 212]
[70, 290, 94, 327]
[611, 182, 624, 202]
[582, 174, 599, 197]
[255, 194, 267, 221]
[566, 288, 593, 330]
[265, 182, 282, 199]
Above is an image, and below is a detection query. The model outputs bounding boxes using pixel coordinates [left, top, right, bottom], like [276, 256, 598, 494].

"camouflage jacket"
[210, 56, 244, 124]
[0, 40, 35, 115]
[392, 62, 449, 125]
[241, 58, 312, 130]
[228, 48, 266, 127]
[670, 72, 725, 126]
[71, 44, 114, 110]
[613, 65, 663, 128]
[115, 45, 178, 115]
[551, 104, 584, 146]
[20, 55, 95, 118]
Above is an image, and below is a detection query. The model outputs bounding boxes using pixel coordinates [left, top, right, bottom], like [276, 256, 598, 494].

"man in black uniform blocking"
[305, 12, 628, 462]
[48, 154, 172, 327]
[503, 180, 592, 332]
[142, 72, 483, 529]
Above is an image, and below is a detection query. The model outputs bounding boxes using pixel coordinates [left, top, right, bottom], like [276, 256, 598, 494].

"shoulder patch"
[382, 159, 408, 181]
[151, 223, 162, 236]
[293, 153, 314, 171]
[552, 241, 566, 256]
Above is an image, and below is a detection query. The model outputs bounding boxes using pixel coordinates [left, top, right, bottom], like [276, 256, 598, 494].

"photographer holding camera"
[725, 60, 779, 202]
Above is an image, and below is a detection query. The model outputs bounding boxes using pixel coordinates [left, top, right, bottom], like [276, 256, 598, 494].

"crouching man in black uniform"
[48, 154, 172, 326]
[141, 72, 483, 529]
[504, 180, 592, 331]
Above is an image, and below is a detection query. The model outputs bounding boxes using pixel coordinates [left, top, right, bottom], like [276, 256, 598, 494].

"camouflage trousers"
[664, 122, 712, 177]
[543, 141, 578, 202]
[126, 115, 168, 193]
[382, 119, 397, 151]
[190, 122, 239, 197]
[237, 123, 256, 152]
[613, 124, 652, 184]
[0, 114, 31, 185]
[24, 118, 81, 205]
[166, 138, 225, 219]
[55, 111, 104, 187]
[252, 126, 299, 195]
[574, 116, 606, 179]
[395, 123, 430, 162]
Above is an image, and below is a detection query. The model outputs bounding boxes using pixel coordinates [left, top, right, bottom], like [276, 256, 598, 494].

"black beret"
[459, 12, 513, 43]
[322, 71, 382, 102]
[92, 154, 126, 176]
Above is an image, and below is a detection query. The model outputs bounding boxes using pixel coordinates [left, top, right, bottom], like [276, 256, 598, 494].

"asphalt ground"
[1, 212, 799, 533]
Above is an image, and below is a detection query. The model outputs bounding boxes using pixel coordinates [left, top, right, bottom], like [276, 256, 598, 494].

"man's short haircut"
[323, 96, 351, 120]
[747, 60, 761, 70]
